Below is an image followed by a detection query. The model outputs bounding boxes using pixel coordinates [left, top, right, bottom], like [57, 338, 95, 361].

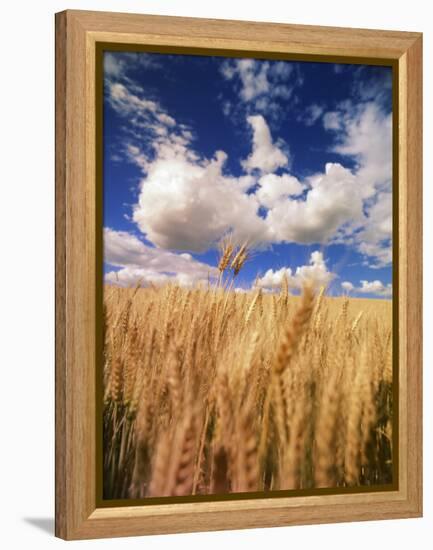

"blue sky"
[103, 51, 393, 298]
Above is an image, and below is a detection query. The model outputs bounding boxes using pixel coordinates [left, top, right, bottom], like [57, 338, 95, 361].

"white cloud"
[333, 102, 392, 196]
[256, 266, 293, 291]
[291, 251, 336, 289]
[358, 280, 392, 297]
[255, 251, 335, 292]
[133, 148, 268, 252]
[357, 191, 392, 268]
[104, 52, 161, 80]
[352, 66, 392, 104]
[241, 115, 290, 174]
[157, 112, 176, 127]
[341, 279, 392, 298]
[358, 242, 392, 269]
[299, 104, 324, 126]
[104, 53, 124, 78]
[323, 111, 343, 130]
[221, 59, 294, 102]
[105, 71, 198, 175]
[105, 80, 188, 170]
[233, 59, 270, 101]
[219, 58, 299, 118]
[104, 228, 218, 288]
[363, 192, 393, 242]
[108, 82, 160, 117]
[105, 56, 392, 271]
[265, 163, 364, 243]
[322, 100, 393, 266]
[256, 173, 304, 208]
[128, 109, 385, 263]
[105, 267, 209, 288]
[269, 61, 294, 80]
[106, 78, 274, 254]
[110, 87, 391, 270]
[341, 281, 354, 292]
[125, 144, 148, 170]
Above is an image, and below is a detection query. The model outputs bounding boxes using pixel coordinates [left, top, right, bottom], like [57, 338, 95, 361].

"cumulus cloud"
[133, 149, 268, 251]
[109, 88, 390, 269]
[256, 173, 304, 208]
[358, 280, 392, 297]
[357, 191, 392, 268]
[104, 228, 218, 287]
[341, 279, 392, 297]
[255, 267, 293, 291]
[106, 267, 209, 288]
[241, 115, 290, 173]
[105, 54, 393, 271]
[105, 69, 271, 253]
[323, 100, 393, 266]
[333, 102, 392, 196]
[341, 281, 354, 292]
[255, 251, 335, 292]
[292, 251, 336, 288]
[127, 113, 379, 260]
[265, 163, 364, 243]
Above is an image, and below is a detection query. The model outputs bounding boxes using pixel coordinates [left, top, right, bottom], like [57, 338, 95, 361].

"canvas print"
[102, 51, 394, 500]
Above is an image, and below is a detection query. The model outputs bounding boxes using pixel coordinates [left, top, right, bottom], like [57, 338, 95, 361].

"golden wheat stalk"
[103, 280, 393, 498]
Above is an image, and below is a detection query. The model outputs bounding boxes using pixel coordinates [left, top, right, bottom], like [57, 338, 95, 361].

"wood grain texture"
[54, 11, 67, 539]
[55, 9, 423, 540]
[404, 35, 423, 515]
[73, 9, 419, 59]
[55, 10, 96, 538]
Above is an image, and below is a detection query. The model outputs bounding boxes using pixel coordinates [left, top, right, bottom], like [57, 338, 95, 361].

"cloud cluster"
[109, 90, 383, 259]
[131, 130, 365, 252]
[219, 58, 302, 119]
[266, 163, 364, 243]
[341, 279, 392, 297]
[104, 228, 218, 288]
[104, 53, 393, 272]
[132, 149, 267, 251]
[332, 102, 392, 196]
[255, 251, 335, 292]
[105, 60, 196, 172]
[323, 100, 393, 267]
[256, 173, 304, 208]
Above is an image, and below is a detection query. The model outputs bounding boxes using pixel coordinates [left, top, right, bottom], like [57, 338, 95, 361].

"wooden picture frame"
[55, 9, 422, 540]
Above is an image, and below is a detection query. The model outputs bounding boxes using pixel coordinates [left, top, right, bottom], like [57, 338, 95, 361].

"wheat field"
[102, 275, 393, 500]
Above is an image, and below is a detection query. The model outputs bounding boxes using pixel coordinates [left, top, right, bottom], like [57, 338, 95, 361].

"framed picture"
[55, 10, 422, 540]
